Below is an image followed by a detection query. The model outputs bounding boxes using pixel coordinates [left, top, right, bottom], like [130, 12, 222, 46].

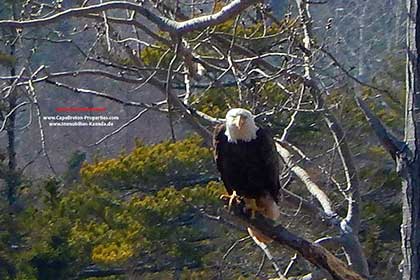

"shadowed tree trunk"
[5, 1, 19, 206]
[401, 0, 420, 278]
[356, 1, 420, 278]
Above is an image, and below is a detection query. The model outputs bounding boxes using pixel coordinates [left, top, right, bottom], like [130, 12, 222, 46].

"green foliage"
[0, 136, 229, 279]
[15, 181, 223, 278]
[140, 44, 172, 68]
[192, 87, 239, 118]
[81, 135, 214, 190]
[63, 150, 86, 184]
[363, 199, 401, 238]
[64, 183, 220, 263]
[43, 177, 61, 206]
[0, 51, 16, 67]
[210, 7, 298, 40]
[362, 201, 401, 278]
[0, 0, 24, 20]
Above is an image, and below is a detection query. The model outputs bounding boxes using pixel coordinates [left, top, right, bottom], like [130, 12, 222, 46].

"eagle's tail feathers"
[257, 195, 280, 221]
[247, 227, 272, 245]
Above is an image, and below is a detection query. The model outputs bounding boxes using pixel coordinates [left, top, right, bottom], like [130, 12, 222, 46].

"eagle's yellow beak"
[235, 115, 246, 130]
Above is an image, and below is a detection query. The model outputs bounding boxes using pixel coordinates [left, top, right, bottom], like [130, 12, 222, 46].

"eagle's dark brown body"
[213, 124, 280, 203]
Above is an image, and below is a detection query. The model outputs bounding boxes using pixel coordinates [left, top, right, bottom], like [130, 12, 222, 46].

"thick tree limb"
[355, 96, 405, 160]
[397, 1, 420, 279]
[323, 112, 360, 231]
[275, 141, 337, 219]
[223, 201, 367, 280]
[0, 0, 261, 35]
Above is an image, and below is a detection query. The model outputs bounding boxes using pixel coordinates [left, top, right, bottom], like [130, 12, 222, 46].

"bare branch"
[27, 77, 57, 175]
[2, 67, 26, 100]
[295, 1, 369, 276]
[249, 231, 287, 280]
[90, 108, 149, 146]
[44, 79, 160, 110]
[0, 0, 262, 35]
[280, 85, 304, 141]
[255, 253, 266, 277]
[320, 47, 389, 93]
[166, 38, 181, 142]
[222, 236, 251, 259]
[275, 140, 337, 219]
[224, 201, 367, 280]
[355, 96, 405, 160]
[0, 102, 30, 133]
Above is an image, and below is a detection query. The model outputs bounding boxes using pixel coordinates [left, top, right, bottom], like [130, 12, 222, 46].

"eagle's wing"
[258, 127, 281, 202]
[213, 124, 233, 195]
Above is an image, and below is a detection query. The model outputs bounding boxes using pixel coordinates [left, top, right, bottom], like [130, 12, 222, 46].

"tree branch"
[223, 201, 367, 280]
[0, 0, 261, 35]
[275, 141, 337, 220]
[355, 96, 405, 160]
[295, 1, 368, 276]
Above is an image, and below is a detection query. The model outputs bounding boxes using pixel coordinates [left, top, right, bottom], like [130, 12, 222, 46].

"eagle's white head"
[225, 108, 258, 143]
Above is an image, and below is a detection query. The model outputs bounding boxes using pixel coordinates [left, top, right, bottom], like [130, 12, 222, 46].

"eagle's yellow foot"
[243, 198, 265, 219]
[220, 191, 240, 211]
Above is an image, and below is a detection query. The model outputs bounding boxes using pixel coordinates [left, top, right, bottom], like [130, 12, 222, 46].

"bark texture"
[401, 0, 420, 278]
[356, 1, 420, 278]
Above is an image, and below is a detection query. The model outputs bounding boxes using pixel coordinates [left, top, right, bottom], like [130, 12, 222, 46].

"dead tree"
[356, 0, 420, 278]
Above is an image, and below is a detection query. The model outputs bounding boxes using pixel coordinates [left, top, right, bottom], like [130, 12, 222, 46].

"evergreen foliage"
[0, 136, 235, 279]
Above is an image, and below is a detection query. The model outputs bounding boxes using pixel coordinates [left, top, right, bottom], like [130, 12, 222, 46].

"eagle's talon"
[243, 198, 265, 219]
[220, 191, 240, 211]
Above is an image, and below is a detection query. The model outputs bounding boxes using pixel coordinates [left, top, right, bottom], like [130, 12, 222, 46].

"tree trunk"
[401, 0, 420, 279]
[6, 91, 17, 206]
[5, 2, 18, 206]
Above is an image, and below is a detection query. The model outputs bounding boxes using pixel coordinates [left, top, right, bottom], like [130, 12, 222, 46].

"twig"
[284, 253, 298, 276]
[320, 47, 389, 94]
[27, 75, 57, 175]
[127, 48, 171, 93]
[280, 84, 304, 141]
[275, 140, 337, 219]
[222, 236, 251, 259]
[227, 15, 243, 103]
[0, 102, 30, 133]
[100, 0, 112, 52]
[166, 38, 181, 142]
[44, 79, 161, 110]
[90, 108, 149, 146]
[255, 253, 266, 277]
[249, 233, 287, 280]
[1, 67, 26, 100]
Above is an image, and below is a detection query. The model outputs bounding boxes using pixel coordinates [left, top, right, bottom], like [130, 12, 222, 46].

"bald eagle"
[213, 108, 281, 224]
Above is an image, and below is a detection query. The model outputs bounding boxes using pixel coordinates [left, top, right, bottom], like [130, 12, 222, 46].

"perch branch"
[222, 200, 367, 280]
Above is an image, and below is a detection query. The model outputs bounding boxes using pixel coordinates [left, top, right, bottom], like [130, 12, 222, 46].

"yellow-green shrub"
[81, 135, 214, 191]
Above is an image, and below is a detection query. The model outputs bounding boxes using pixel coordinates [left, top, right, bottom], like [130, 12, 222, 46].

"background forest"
[0, 0, 413, 279]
